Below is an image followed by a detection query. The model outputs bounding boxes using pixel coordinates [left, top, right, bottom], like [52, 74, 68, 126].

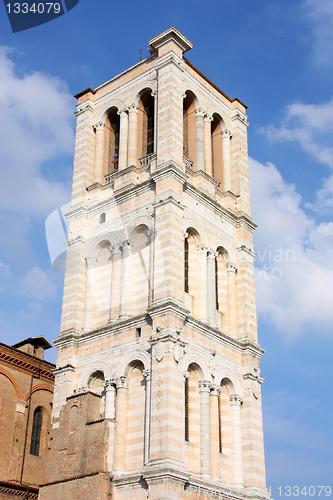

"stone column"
[83, 257, 97, 331]
[196, 108, 205, 171]
[222, 129, 232, 191]
[93, 122, 106, 184]
[197, 244, 208, 321]
[120, 239, 132, 318]
[210, 385, 221, 477]
[143, 369, 151, 465]
[118, 109, 129, 171]
[207, 249, 217, 325]
[110, 244, 122, 320]
[226, 262, 238, 336]
[204, 114, 213, 176]
[230, 394, 244, 487]
[113, 376, 128, 471]
[104, 380, 116, 419]
[199, 380, 211, 476]
[128, 105, 139, 167]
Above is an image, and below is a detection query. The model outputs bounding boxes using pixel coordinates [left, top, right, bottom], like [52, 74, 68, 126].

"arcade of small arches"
[92, 87, 233, 191]
[83, 223, 238, 335]
[184, 226, 238, 333]
[75, 357, 244, 486]
[83, 223, 154, 331]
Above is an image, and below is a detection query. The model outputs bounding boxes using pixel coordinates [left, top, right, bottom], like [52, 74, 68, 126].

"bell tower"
[40, 27, 270, 500]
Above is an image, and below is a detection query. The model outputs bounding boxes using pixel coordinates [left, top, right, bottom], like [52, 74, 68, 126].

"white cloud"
[0, 46, 74, 217]
[260, 98, 333, 169]
[260, 98, 333, 212]
[250, 158, 333, 337]
[302, 0, 333, 67]
[18, 266, 57, 301]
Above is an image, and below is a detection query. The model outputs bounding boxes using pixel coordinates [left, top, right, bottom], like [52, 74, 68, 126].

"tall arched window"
[138, 91, 155, 158]
[184, 236, 189, 293]
[105, 109, 120, 174]
[30, 408, 42, 456]
[183, 92, 196, 166]
[211, 113, 223, 184]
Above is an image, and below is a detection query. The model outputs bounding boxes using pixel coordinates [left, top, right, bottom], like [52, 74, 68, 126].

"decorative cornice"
[0, 343, 55, 381]
[147, 296, 190, 322]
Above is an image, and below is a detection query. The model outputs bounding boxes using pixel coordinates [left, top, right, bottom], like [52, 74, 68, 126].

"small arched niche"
[88, 370, 105, 395]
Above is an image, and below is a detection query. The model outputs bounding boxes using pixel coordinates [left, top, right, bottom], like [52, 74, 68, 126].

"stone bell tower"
[40, 27, 270, 500]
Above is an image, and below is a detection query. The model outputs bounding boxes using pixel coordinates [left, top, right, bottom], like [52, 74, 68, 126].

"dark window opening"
[142, 94, 154, 157]
[136, 327, 141, 338]
[218, 394, 222, 453]
[30, 408, 42, 456]
[185, 377, 189, 442]
[215, 257, 219, 310]
[184, 238, 189, 293]
[107, 111, 120, 173]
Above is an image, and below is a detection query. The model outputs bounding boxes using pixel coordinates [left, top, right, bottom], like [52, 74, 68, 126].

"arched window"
[184, 236, 189, 293]
[138, 91, 155, 159]
[183, 92, 196, 167]
[211, 113, 223, 184]
[105, 109, 120, 174]
[184, 375, 189, 441]
[30, 408, 42, 456]
[99, 213, 106, 224]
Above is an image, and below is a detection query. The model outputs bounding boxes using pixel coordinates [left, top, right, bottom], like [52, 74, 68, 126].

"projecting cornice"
[0, 342, 55, 381]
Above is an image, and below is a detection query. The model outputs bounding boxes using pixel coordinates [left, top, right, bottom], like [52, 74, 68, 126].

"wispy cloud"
[250, 158, 333, 337]
[302, 0, 333, 67]
[0, 46, 74, 217]
[260, 98, 333, 169]
[259, 98, 333, 213]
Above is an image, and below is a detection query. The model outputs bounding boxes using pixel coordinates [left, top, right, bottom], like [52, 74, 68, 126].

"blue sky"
[0, 0, 332, 496]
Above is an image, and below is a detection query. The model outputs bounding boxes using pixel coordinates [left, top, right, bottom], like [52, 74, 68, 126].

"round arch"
[182, 353, 211, 381]
[0, 368, 22, 399]
[215, 369, 243, 396]
[23, 384, 54, 403]
[78, 361, 112, 389]
[116, 349, 150, 377]
[96, 98, 126, 123]
[129, 81, 157, 107]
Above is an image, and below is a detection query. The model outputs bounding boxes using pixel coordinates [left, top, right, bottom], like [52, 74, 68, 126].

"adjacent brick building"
[40, 27, 271, 500]
[0, 337, 55, 499]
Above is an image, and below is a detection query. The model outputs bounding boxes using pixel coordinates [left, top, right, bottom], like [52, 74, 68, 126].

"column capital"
[128, 104, 139, 114]
[94, 121, 106, 131]
[85, 256, 97, 269]
[198, 380, 211, 392]
[210, 384, 221, 396]
[142, 369, 151, 380]
[103, 379, 116, 389]
[116, 376, 128, 389]
[111, 244, 122, 255]
[120, 239, 132, 251]
[221, 128, 232, 139]
[226, 261, 238, 273]
[230, 394, 243, 406]
[207, 248, 218, 259]
[146, 228, 155, 241]
[117, 108, 128, 117]
[195, 107, 205, 118]
[197, 243, 208, 253]
[183, 370, 189, 380]
[204, 113, 213, 122]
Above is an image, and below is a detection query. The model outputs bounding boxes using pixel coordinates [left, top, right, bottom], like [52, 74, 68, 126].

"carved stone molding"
[198, 380, 211, 392]
[93, 121, 105, 131]
[116, 376, 128, 389]
[226, 261, 238, 273]
[230, 394, 243, 405]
